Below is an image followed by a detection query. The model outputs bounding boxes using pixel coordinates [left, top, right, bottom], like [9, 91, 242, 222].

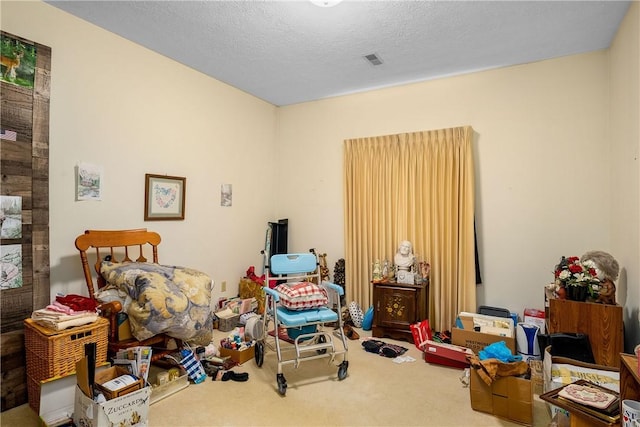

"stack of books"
[111, 346, 152, 384]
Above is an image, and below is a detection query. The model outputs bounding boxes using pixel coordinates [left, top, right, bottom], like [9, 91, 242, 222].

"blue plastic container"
[287, 325, 317, 340]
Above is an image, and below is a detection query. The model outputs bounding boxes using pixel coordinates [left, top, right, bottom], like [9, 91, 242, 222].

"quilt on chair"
[98, 261, 213, 344]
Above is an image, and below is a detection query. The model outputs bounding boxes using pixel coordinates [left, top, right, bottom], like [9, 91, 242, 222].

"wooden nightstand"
[547, 298, 623, 367]
[371, 281, 429, 343]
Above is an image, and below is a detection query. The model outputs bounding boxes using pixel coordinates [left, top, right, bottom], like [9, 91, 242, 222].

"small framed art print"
[144, 173, 186, 220]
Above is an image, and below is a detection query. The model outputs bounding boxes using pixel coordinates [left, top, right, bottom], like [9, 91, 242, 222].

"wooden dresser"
[547, 298, 623, 367]
[620, 354, 640, 413]
[372, 281, 428, 343]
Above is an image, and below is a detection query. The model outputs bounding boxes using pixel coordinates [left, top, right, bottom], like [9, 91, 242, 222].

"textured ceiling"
[45, 0, 631, 106]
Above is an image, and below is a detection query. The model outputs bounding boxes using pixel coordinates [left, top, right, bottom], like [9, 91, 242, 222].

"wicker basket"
[24, 317, 109, 412]
[26, 374, 44, 414]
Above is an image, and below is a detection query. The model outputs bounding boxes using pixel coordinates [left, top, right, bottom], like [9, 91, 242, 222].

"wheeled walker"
[254, 251, 349, 395]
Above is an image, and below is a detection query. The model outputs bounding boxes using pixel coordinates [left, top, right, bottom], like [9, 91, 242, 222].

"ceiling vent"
[363, 53, 383, 66]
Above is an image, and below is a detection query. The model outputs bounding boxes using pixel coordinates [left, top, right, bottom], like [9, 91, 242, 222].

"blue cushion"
[275, 306, 338, 327]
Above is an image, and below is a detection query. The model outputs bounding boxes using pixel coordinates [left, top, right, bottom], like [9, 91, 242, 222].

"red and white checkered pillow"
[275, 282, 329, 311]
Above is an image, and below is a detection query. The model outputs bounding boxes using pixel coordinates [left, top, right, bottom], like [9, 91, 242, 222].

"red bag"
[410, 319, 432, 351]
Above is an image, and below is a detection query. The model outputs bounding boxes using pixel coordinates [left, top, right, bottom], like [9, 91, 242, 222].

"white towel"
[31, 308, 98, 331]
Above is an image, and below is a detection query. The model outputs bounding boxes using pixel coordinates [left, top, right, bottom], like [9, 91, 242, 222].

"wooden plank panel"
[32, 39, 50, 323]
[0, 86, 33, 142]
[0, 176, 32, 206]
[0, 160, 32, 176]
[0, 82, 33, 106]
[1, 330, 27, 411]
[1, 30, 50, 412]
[0, 288, 32, 330]
[32, 233, 50, 310]
[34, 42, 52, 73]
[32, 178, 48, 211]
[0, 139, 31, 163]
[32, 151, 49, 178]
[32, 206, 47, 226]
[32, 99, 49, 157]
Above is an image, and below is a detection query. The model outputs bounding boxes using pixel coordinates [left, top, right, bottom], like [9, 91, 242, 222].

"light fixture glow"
[310, 0, 343, 7]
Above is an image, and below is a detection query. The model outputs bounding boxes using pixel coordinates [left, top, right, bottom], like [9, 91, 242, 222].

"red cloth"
[246, 266, 265, 286]
[55, 294, 98, 312]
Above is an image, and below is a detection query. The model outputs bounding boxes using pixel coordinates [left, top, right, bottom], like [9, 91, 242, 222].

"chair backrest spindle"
[75, 229, 162, 298]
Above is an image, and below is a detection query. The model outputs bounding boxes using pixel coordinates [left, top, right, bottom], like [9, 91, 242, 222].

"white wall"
[277, 52, 611, 319]
[275, 3, 639, 349]
[1, 1, 279, 305]
[3, 1, 638, 349]
[609, 2, 640, 351]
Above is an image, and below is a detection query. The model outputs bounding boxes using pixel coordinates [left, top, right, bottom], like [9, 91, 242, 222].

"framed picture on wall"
[144, 174, 186, 220]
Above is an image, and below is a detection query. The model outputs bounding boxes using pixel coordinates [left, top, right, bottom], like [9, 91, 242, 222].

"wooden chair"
[75, 228, 180, 361]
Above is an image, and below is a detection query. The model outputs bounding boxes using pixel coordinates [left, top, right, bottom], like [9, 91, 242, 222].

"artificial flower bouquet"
[554, 256, 600, 299]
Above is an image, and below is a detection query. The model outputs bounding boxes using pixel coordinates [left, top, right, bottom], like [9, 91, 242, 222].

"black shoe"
[222, 370, 249, 382]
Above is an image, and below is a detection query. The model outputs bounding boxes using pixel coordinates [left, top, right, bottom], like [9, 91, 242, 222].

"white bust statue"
[394, 240, 415, 272]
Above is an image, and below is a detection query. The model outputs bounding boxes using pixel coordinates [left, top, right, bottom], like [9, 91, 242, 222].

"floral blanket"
[99, 261, 213, 344]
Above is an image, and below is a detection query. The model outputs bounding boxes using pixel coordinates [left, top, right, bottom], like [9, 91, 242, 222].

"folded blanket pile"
[31, 308, 98, 331]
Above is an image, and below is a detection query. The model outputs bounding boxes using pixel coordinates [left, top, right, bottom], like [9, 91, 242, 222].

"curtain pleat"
[343, 126, 476, 332]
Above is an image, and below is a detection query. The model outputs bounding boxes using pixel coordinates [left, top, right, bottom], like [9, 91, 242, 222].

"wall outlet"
[221, 280, 226, 292]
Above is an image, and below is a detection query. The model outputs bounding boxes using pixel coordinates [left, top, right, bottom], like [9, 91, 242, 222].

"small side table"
[371, 281, 428, 343]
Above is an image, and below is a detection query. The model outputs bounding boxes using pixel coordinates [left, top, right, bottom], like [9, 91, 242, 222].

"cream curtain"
[343, 126, 476, 332]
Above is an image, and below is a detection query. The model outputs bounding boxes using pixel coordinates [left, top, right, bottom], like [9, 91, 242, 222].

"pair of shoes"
[343, 324, 360, 340]
[221, 370, 249, 382]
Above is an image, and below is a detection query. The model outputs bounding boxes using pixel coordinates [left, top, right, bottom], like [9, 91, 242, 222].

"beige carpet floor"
[1, 328, 552, 426]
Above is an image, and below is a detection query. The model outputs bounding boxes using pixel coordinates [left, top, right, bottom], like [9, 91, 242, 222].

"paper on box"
[458, 312, 515, 337]
[452, 327, 516, 355]
[73, 385, 150, 427]
[480, 325, 513, 337]
[542, 345, 619, 393]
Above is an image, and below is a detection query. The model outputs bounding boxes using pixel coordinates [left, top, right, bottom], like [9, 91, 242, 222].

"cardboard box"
[529, 359, 544, 395]
[452, 327, 516, 355]
[542, 345, 619, 393]
[423, 340, 472, 369]
[219, 344, 255, 365]
[542, 345, 619, 419]
[37, 364, 110, 427]
[469, 366, 533, 426]
[94, 366, 144, 400]
[73, 385, 151, 427]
